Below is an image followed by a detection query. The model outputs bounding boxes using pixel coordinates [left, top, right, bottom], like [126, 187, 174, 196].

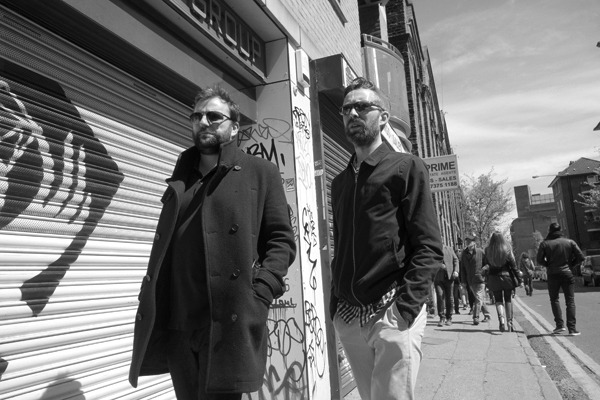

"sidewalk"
[344, 309, 562, 400]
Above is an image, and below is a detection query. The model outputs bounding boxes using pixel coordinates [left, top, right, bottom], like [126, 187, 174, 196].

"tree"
[532, 230, 544, 264]
[575, 182, 600, 212]
[459, 169, 514, 247]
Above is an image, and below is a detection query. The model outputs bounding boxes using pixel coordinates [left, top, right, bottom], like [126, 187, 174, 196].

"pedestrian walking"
[483, 232, 521, 332]
[536, 223, 585, 336]
[330, 77, 443, 400]
[435, 245, 459, 326]
[519, 252, 535, 296]
[452, 248, 468, 314]
[460, 235, 491, 325]
[129, 85, 296, 399]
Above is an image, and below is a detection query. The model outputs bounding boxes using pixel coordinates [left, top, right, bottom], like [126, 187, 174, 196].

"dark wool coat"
[129, 140, 296, 393]
[460, 247, 487, 286]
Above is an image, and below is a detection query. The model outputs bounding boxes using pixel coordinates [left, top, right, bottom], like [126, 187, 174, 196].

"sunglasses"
[189, 111, 233, 125]
[339, 102, 384, 116]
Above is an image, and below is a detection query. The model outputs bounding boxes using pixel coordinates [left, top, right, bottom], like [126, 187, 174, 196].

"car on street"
[582, 255, 600, 287]
[533, 265, 547, 281]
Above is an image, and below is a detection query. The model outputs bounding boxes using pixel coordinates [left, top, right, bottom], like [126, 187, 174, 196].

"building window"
[531, 193, 553, 205]
[328, 0, 348, 23]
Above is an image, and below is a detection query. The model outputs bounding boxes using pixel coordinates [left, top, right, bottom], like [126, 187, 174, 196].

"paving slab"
[344, 310, 562, 400]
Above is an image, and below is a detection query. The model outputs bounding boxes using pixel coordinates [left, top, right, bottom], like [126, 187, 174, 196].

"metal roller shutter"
[0, 5, 191, 399]
[318, 93, 356, 397]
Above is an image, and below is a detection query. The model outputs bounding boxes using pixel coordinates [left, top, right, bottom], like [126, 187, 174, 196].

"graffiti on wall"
[0, 59, 124, 381]
[293, 104, 329, 400]
[238, 111, 307, 400]
[291, 107, 313, 191]
[239, 119, 292, 171]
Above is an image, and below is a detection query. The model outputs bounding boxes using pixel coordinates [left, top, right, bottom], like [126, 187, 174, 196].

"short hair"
[343, 77, 390, 111]
[194, 85, 240, 123]
[548, 223, 561, 233]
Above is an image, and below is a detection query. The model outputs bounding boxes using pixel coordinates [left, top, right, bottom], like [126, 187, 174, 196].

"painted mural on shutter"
[0, 7, 186, 398]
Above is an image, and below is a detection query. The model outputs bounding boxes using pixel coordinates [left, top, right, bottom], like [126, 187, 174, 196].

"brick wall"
[281, 0, 362, 74]
[359, 4, 381, 38]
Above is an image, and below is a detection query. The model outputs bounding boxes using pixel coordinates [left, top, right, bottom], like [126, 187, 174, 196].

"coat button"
[233, 165, 241, 171]
[136, 313, 143, 321]
[145, 275, 151, 282]
[231, 314, 238, 322]
[230, 224, 239, 233]
[232, 269, 241, 278]
[154, 233, 160, 241]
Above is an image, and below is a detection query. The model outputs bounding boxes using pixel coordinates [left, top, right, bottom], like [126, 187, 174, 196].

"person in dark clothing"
[460, 236, 491, 325]
[536, 223, 585, 336]
[435, 245, 459, 326]
[330, 77, 443, 400]
[483, 232, 521, 332]
[452, 248, 467, 314]
[129, 85, 296, 399]
[519, 253, 535, 296]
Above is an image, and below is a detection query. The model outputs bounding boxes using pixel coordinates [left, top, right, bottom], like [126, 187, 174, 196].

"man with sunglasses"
[330, 77, 443, 400]
[130, 85, 296, 399]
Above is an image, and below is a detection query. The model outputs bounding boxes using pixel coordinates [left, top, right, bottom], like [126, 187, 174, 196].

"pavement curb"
[513, 301, 564, 400]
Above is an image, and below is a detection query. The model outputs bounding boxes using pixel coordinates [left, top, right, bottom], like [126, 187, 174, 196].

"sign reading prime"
[423, 154, 460, 193]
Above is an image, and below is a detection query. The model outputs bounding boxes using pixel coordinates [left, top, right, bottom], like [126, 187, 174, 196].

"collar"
[545, 231, 565, 240]
[169, 139, 241, 183]
[348, 141, 393, 171]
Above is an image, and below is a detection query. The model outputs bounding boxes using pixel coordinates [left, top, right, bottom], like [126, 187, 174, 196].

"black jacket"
[536, 231, 585, 275]
[330, 142, 443, 323]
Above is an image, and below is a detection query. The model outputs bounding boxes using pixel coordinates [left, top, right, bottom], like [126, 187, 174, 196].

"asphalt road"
[516, 278, 600, 366]
[514, 277, 600, 399]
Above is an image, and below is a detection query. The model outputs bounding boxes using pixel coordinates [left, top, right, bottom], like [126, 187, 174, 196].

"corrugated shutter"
[0, 6, 191, 399]
[318, 93, 356, 397]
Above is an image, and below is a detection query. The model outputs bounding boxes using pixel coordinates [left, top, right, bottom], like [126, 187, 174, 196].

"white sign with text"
[423, 154, 460, 192]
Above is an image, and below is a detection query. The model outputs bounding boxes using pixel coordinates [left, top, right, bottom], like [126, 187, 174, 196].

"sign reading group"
[423, 154, 460, 193]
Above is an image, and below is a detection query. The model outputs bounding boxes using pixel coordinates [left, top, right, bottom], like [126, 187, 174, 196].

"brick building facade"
[357, 0, 465, 248]
[510, 186, 557, 259]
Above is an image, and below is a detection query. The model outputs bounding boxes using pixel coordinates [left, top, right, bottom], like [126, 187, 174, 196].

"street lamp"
[532, 174, 566, 179]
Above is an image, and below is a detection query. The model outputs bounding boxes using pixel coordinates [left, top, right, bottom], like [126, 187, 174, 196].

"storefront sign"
[186, 0, 266, 72]
[423, 154, 460, 192]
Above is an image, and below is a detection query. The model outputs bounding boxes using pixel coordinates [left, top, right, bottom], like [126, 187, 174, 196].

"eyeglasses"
[189, 111, 233, 125]
[339, 102, 384, 116]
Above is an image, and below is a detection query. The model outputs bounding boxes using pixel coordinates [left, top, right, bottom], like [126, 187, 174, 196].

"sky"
[411, 0, 600, 226]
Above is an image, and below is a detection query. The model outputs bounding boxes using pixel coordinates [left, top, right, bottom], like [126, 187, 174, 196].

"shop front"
[0, 1, 334, 398]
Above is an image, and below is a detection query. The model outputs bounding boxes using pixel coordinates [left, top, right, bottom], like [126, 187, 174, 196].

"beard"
[194, 127, 231, 155]
[345, 117, 379, 147]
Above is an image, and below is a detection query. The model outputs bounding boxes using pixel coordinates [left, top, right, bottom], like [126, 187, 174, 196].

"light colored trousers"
[469, 282, 490, 320]
[334, 303, 427, 400]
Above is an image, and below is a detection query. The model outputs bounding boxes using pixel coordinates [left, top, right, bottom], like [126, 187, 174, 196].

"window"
[328, 0, 348, 23]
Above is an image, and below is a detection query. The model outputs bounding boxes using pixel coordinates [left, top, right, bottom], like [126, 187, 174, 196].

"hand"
[452, 271, 459, 279]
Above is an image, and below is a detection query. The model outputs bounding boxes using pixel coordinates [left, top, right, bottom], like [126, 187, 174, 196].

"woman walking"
[484, 232, 522, 332]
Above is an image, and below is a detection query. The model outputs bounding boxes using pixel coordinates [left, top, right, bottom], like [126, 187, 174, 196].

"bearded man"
[329, 77, 443, 400]
[129, 85, 296, 399]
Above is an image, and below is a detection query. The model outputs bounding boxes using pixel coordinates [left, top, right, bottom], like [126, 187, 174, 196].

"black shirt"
[168, 160, 216, 331]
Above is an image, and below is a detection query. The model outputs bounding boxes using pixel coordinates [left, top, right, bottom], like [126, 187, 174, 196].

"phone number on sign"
[430, 181, 458, 189]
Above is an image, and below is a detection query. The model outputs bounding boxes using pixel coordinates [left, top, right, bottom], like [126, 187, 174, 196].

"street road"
[516, 278, 600, 366]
